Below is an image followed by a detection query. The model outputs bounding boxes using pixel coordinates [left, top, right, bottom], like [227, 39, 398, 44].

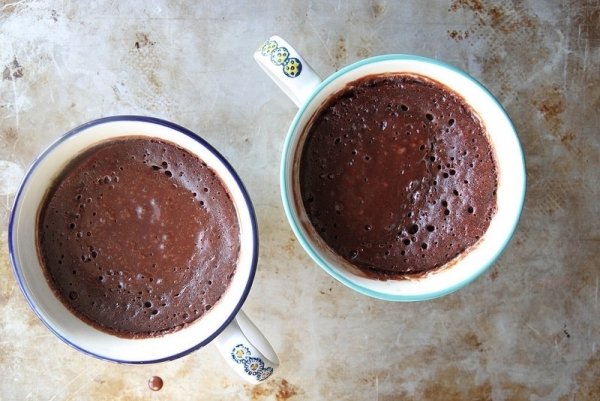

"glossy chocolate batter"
[37, 137, 240, 337]
[299, 74, 498, 278]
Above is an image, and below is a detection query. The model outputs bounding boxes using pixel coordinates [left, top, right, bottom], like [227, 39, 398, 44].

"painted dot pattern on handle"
[259, 39, 303, 78]
[231, 344, 274, 382]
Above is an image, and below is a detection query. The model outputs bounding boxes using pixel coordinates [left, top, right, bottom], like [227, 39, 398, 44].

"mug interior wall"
[283, 56, 525, 300]
[10, 118, 257, 362]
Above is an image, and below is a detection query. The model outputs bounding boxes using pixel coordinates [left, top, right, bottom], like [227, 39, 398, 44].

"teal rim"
[280, 54, 526, 302]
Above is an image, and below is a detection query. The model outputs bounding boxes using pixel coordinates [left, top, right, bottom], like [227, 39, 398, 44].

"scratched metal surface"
[1, 1, 598, 400]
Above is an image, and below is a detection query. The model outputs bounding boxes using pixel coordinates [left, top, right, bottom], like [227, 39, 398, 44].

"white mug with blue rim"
[9, 116, 278, 383]
[254, 36, 526, 301]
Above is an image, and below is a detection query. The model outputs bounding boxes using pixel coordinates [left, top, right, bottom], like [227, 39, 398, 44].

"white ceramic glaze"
[253, 36, 321, 107]
[255, 36, 526, 301]
[9, 116, 278, 382]
[214, 310, 279, 383]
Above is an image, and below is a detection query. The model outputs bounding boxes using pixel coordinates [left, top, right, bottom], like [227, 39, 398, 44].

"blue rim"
[8, 115, 259, 364]
[280, 54, 526, 301]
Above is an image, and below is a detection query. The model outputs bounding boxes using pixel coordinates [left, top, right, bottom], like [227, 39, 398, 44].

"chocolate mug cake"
[37, 137, 240, 338]
[299, 74, 498, 278]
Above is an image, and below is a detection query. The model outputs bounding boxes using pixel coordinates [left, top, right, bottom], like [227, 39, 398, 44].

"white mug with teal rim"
[254, 36, 525, 301]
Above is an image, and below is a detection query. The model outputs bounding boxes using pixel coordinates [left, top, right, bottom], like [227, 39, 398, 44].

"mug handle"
[213, 309, 279, 383]
[253, 35, 322, 107]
